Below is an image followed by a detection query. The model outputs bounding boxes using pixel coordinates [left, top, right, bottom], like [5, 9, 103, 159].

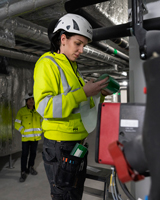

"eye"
[76, 42, 81, 46]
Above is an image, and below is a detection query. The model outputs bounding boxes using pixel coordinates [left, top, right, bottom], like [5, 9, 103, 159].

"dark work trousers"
[21, 141, 38, 173]
[42, 137, 87, 200]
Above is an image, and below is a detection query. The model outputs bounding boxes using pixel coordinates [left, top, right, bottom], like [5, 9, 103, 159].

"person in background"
[33, 13, 110, 200]
[14, 93, 43, 182]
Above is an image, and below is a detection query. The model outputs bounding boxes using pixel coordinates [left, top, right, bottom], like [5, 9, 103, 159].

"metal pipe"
[0, 48, 38, 63]
[90, 41, 129, 61]
[0, 0, 60, 21]
[0, 41, 128, 68]
[0, 17, 128, 67]
[110, 38, 129, 50]
[65, 0, 109, 13]
[80, 68, 116, 74]
[93, 17, 160, 41]
[83, 46, 128, 67]
[93, 23, 132, 41]
[0, 17, 49, 46]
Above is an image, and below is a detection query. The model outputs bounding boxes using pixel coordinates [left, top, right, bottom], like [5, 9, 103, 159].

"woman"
[33, 13, 110, 200]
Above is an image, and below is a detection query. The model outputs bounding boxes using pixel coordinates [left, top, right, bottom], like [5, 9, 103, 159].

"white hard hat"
[24, 93, 34, 100]
[52, 13, 92, 42]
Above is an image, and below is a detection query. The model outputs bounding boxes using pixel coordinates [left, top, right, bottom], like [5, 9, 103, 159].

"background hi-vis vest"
[15, 105, 43, 142]
[34, 52, 104, 141]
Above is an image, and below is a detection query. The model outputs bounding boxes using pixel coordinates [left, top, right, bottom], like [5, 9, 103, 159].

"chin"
[71, 57, 77, 62]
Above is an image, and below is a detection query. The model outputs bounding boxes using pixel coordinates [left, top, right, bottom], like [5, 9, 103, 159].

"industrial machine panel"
[95, 103, 145, 166]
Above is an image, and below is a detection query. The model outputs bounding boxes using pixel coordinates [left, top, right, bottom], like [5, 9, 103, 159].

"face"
[26, 97, 35, 108]
[60, 34, 88, 61]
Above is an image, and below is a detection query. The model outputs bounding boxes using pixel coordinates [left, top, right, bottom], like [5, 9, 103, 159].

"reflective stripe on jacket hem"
[24, 128, 42, 132]
[22, 133, 42, 138]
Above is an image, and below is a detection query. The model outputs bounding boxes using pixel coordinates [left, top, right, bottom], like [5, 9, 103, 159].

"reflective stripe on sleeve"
[24, 128, 42, 133]
[37, 95, 52, 117]
[15, 119, 21, 123]
[22, 133, 42, 138]
[19, 126, 24, 131]
[53, 95, 62, 118]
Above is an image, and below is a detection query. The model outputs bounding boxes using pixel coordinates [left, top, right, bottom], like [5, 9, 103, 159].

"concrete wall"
[0, 58, 43, 156]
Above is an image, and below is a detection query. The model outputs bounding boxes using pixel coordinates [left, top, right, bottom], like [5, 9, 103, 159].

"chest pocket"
[22, 114, 32, 126]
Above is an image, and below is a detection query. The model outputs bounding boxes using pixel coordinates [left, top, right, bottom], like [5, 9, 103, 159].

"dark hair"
[50, 31, 77, 53]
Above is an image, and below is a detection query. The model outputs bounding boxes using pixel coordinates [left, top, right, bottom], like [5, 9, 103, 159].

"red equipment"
[95, 102, 146, 183]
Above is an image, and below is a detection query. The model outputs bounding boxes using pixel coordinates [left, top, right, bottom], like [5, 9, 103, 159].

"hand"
[101, 89, 112, 96]
[83, 77, 109, 97]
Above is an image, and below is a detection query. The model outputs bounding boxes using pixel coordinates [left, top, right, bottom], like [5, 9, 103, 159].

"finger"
[97, 77, 109, 85]
[100, 83, 108, 89]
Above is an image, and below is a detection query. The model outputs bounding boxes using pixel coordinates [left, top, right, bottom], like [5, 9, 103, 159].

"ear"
[61, 34, 67, 46]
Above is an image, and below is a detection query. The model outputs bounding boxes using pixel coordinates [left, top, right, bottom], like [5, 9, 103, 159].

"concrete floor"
[0, 130, 131, 200]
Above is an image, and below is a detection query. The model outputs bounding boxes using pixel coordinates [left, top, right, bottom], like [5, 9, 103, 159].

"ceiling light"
[121, 72, 127, 76]
[122, 81, 128, 86]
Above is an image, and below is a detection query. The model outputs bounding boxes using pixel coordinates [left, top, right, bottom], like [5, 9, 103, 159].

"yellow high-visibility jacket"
[33, 52, 104, 141]
[14, 105, 43, 142]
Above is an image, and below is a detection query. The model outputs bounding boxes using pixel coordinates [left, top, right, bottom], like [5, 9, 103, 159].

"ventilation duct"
[0, 17, 128, 68]
[0, 0, 61, 21]
[0, 48, 38, 63]
[0, 17, 49, 46]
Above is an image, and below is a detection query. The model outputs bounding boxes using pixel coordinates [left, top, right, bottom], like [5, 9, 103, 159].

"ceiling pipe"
[79, 68, 116, 74]
[0, 17, 49, 46]
[111, 38, 129, 50]
[90, 41, 129, 61]
[93, 17, 160, 41]
[83, 46, 128, 68]
[0, 0, 60, 21]
[0, 48, 38, 63]
[65, 0, 109, 11]
[0, 17, 128, 67]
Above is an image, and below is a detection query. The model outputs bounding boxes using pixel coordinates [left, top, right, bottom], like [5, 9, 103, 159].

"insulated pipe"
[90, 41, 129, 61]
[0, 17, 49, 46]
[111, 38, 129, 50]
[83, 46, 128, 67]
[79, 68, 116, 74]
[0, 0, 60, 21]
[0, 17, 128, 67]
[0, 37, 128, 68]
[0, 48, 38, 63]
[93, 17, 160, 41]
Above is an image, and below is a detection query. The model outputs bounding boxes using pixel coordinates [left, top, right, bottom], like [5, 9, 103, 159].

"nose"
[79, 45, 84, 54]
